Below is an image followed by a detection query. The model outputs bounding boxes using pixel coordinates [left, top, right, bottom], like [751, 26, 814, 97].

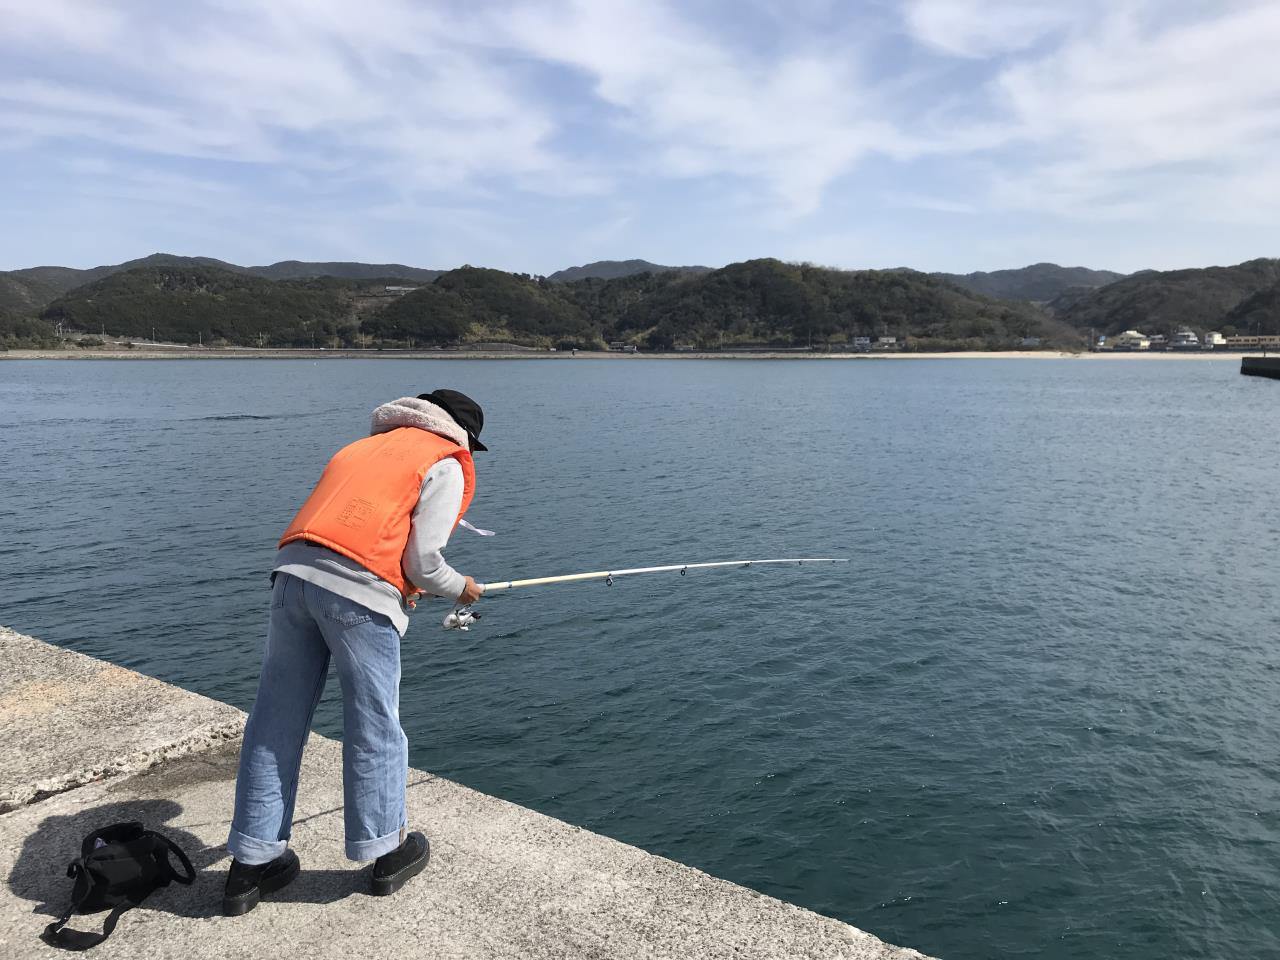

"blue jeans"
[228, 573, 408, 864]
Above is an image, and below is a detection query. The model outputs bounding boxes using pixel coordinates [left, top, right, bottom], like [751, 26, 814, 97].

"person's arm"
[402, 458, 477, 602]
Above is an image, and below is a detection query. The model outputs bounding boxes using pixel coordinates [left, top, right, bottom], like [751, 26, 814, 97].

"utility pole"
[198, 331, 202, 348]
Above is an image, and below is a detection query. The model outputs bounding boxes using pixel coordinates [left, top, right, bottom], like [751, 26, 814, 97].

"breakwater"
[1241, 356, 1280, 379]
[0, 627, 931, 959]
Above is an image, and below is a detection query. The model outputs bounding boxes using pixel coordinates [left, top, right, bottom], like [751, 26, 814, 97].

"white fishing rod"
[443, 557, 849, 630]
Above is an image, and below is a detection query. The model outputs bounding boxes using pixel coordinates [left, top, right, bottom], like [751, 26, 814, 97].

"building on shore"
[1226, 335, 1280, 351]
[1110, 330, 1151, 351]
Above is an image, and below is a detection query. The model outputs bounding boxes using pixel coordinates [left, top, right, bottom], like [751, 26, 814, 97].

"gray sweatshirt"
[273, 398, 471, 636]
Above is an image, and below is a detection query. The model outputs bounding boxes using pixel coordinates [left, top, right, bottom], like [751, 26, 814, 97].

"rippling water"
[2, 357, 1278, 958]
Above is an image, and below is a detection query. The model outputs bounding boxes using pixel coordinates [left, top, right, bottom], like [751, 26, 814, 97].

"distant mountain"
[934, 263, 1125, 302]
[40, 265, 396, 346]
[1053, 258, 1280, 335]
[0, 253, 440, 314]
[609, 259, 1070, 351]
[14, 251, 1280, 351]
[32, 258, 1078, 351]
[0, 272, 62, 317]
[546, 259, 712, 283]
[8, 254, 246, 300]
[246, 260, 441, 283]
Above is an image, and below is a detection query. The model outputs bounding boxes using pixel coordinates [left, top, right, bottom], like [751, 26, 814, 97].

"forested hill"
[1052, 258, 1280, 336]
[0, 272, 62, 317]
[28, 258, 1072, 351]
[0, 253, 442, 308]
[12, 254, 1280, 352]
[246, 261, 442, 282]
[596, 259, 1060, 350]
[39, 266, 397, 346]
[932, 263, 1125, 302]
[546, 259, 711, 283]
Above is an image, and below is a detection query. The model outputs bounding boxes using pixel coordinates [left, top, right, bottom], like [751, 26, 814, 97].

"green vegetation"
[247, 260, 441, 282]
[30, 259, 1083, 351]
[10, 251, 1280, 352]
[933, 263, 1125, 302]
[546, 259, 711, 284]
[610, 260, 1067, 350]
[1053, 258, 1280, 336]
[0, 311, 60, 349]
[364, 267, 599, 347]
[0, 253, 437, 316]
[41, 266, 373, 347]
[0, 273, 62, 317]
[1220, 281, 1280, 335]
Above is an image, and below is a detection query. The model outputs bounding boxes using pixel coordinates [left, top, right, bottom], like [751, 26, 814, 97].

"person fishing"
[223, 390, 487, 916]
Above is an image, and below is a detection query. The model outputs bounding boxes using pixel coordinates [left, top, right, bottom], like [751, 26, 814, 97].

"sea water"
[2, 357, 1278, 959]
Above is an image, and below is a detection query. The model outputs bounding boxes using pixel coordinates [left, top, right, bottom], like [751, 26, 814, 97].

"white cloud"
[2, 0, 1279, 269]
[985, 1, 1280, 221]
[0, 1, 573, 191]
[0, 0, 914, 218]
[488, 0, 911, 215]
[903, 0, 1087, 57]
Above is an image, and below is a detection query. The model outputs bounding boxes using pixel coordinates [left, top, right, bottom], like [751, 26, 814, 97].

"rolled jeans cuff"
[346, 822, 406, 862]
[227, 828, 288, 866]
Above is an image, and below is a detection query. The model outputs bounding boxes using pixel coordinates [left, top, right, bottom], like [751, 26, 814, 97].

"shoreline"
[0, 347, 1258, 361]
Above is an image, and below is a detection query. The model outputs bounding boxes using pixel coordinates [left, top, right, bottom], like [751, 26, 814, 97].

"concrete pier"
[1241, 356, 1280, 379]
[0, 626, 933, 959]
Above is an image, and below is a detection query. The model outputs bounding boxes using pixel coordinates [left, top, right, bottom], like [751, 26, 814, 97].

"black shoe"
[222, 849, 301, 916]
[370, 831, 430, 896]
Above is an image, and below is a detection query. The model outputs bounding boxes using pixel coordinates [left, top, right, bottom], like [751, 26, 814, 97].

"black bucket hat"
[418, 389, 487, 451]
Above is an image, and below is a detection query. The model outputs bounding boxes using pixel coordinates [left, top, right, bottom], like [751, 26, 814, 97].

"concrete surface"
[1241, 356, 1280, 379]
[0, 627, 934, 959]
[0, 627, 244, 813]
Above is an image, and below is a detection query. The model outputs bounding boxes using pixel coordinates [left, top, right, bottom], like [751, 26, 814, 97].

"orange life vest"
[279, 428, 475, 599]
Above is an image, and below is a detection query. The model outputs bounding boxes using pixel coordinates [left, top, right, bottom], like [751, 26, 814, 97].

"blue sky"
[2, 0, 1278, 274]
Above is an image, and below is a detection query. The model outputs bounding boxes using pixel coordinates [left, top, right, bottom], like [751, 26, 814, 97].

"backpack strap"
[41, 862, 132, 952]
[143, 830, 196, 885]
[42, 902, 130, 951]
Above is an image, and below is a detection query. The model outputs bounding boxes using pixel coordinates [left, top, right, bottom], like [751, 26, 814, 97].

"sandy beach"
[0, 346, 1257, 361]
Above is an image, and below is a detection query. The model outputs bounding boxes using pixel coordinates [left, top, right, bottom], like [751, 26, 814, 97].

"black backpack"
[43, 822, 195, 951]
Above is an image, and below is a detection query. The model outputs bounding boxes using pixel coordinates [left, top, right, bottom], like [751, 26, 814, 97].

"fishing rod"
[442, 557, 850, 630]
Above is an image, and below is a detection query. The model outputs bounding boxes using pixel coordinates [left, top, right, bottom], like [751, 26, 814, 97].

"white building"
[1111, 330, 1151, 351]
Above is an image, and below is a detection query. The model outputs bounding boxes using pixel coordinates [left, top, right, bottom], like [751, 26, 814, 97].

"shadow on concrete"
[8, 798, 215, 920]
[7, 797, 363, 928]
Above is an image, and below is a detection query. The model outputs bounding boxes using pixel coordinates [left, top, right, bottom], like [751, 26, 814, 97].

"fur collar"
[370, 396, 469, 448]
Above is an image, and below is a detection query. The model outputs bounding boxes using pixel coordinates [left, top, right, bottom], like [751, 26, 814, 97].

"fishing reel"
[442, 604, 481, 631]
